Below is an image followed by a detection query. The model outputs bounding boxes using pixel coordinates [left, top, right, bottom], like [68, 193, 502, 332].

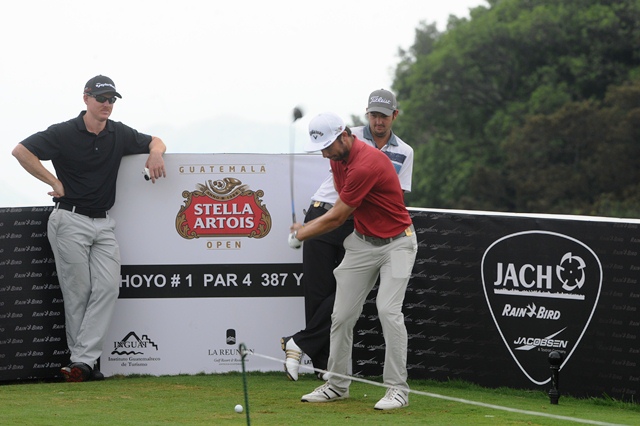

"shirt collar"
[334, 136, 364, 167]
[76, 111, 113, 134]
[362, 124, 398, 148]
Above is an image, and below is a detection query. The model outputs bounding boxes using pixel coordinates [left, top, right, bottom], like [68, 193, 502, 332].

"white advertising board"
[101, 153, 327, 375]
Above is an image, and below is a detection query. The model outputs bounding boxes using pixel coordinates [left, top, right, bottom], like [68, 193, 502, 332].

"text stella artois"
[192, 202, 255, 229]
[176, 178, 272, 239]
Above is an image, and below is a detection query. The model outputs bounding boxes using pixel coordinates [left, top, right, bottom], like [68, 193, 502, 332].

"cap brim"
[305, 138, 336, 152]
[87, 89, 122, 98]
[367, 106, 394, 116]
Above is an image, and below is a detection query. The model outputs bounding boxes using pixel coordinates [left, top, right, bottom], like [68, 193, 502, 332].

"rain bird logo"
[501, 303, 561, 320]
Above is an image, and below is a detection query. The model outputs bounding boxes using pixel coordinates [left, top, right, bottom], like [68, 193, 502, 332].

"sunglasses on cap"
[86, 93, 118, 104]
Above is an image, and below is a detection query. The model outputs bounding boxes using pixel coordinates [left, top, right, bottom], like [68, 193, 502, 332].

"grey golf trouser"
[47, 208, 120, 368]
[327, 230, 417, 392]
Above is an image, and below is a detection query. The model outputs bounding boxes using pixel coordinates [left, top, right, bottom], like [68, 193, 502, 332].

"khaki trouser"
[327, 229, 417, 392]
[48, 208, 120, 368]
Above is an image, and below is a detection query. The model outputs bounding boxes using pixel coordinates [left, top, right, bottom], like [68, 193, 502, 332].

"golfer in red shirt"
[288, 112, 417, 410]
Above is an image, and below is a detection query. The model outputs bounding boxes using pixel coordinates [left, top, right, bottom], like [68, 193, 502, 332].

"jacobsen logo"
[482, 231, 602, 385]
[513, 328, 568, 350]
[176, 178, 271, 239]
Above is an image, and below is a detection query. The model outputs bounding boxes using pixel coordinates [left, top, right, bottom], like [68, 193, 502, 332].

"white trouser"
[327, 230, 417, 392]
[47, 209, 120, 367]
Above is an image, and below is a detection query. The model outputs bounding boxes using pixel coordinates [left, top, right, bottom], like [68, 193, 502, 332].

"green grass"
[0, 372, 637, 425]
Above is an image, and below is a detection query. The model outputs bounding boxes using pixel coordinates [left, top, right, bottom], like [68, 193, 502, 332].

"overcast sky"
[1, 0, 486, 207]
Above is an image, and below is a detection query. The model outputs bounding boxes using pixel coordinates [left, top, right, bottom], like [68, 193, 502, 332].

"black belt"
[311, 201, 333, 211]
[354, 225, 414, 246]
[56, 202, 108, 219]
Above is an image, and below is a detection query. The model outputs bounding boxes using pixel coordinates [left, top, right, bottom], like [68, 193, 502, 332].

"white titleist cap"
[305, 112, 345, 152]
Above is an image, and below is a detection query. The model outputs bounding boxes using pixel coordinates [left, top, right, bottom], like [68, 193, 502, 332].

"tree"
[394, 0, 640, 217]
[348, 114, 366, 128]
[504, 79, 640, 216]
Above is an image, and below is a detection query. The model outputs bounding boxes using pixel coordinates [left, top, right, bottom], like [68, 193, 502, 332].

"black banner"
[0, 207, 68, 381]
[1, 206, 638, 403]
[119, 264, 304, 298]
[353, 210, 639, 402]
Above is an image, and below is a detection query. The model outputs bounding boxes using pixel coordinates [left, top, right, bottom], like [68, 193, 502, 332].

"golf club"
[290, 106, 304, 224]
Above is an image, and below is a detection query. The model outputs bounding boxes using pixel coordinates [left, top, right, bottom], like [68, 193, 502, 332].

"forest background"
[375, 0, 640, 218]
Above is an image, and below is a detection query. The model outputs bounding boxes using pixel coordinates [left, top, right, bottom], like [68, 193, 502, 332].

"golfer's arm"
[12, 144, 58, 187]
[295, 198, 355, 241]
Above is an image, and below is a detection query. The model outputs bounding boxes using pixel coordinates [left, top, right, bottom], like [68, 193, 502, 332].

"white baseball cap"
[305, 112, 345, 152]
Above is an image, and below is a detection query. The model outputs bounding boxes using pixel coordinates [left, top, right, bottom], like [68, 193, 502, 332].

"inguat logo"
[111, 331, 158, 355]
[481, 231, 602, 385]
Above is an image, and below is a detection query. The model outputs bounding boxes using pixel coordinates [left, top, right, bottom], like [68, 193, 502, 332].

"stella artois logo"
[176, 178, 271, 239]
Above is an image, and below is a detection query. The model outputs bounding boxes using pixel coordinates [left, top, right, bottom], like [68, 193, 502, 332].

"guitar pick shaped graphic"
[481, 231, 602, 385]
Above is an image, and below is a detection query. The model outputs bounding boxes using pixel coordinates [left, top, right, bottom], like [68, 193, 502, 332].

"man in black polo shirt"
[12, 75, 166, 382]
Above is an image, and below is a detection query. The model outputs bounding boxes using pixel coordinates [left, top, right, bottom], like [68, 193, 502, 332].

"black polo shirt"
[21, 111, 152, 210]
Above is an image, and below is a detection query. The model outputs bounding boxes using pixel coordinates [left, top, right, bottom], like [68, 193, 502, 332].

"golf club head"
[293, 106, 303, 122]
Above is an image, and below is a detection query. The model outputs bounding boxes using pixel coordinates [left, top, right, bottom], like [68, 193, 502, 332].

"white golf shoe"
[281, 336, 303, 381]
[374, 387, 409, 410]
[301, 383, 349, 403]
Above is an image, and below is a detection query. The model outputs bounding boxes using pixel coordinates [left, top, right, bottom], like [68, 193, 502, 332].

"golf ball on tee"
[234, 404, 243, 413]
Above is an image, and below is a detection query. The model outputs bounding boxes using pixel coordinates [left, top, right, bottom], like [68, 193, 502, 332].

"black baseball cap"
[83, 75, 122, 98]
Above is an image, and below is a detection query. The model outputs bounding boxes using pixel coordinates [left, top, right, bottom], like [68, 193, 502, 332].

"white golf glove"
[288, 231, 302, 249]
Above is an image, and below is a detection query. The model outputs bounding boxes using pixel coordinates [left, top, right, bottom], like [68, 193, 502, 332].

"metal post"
[548, 351, 562, 405]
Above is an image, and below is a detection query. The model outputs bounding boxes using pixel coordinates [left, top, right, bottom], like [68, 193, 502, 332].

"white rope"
[243, 349, 629, 426]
